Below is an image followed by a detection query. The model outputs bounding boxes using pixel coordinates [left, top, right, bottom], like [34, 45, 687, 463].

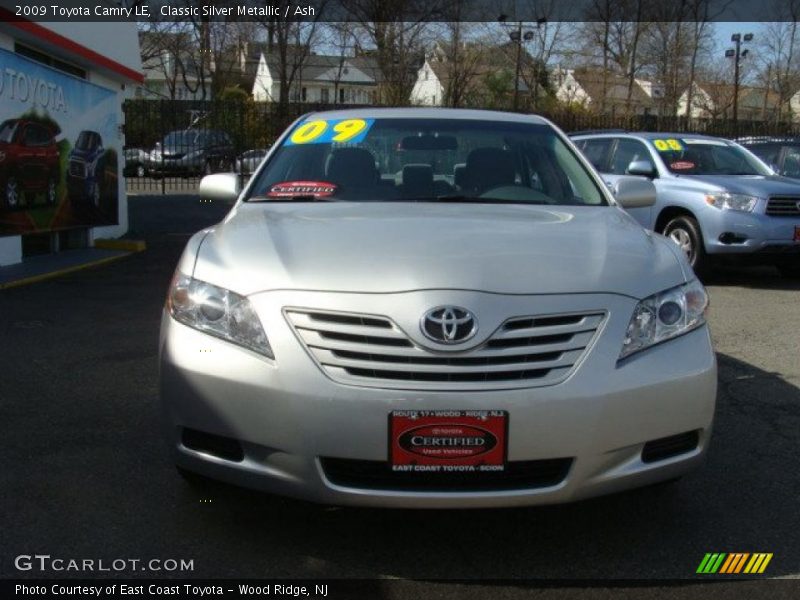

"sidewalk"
[0, 247, 138, 289]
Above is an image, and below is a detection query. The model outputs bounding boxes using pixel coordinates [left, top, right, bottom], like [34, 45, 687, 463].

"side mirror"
[614, 176, 656, 208]
[626, 160, 657, 178]
[199, 173, 241, 202]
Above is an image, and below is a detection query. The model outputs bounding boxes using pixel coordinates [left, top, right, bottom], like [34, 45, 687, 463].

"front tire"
[664, 215, 708, 276]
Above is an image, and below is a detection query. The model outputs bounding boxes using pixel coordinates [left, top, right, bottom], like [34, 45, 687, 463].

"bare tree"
[758, 1, 800, 121]
[345, 0, 441, 105]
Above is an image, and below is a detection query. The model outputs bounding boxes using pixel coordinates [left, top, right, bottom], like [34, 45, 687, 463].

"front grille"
[766, 196, 800, 216]
[285, 308, 605, 390]
[641, 430, 699, 463]
[320, 457, 573, 492]
[68, 160, 85, 177]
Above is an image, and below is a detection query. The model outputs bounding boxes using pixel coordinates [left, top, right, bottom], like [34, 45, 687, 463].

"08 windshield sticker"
[285, 118, 375, 146]
[652, 138, 684, 152]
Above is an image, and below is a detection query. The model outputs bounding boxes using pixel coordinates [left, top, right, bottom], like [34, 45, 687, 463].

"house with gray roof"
[251, 51, 382, 104]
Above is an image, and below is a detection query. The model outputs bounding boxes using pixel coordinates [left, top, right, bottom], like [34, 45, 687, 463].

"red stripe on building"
[0, 9, 144, 84]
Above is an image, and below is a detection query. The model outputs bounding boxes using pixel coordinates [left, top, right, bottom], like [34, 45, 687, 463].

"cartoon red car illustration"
[0, 118, 60, 210]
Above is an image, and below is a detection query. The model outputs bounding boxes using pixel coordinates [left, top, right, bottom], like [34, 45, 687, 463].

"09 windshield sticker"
[285, 118, 375, 146]
[652, 138, 684, 152]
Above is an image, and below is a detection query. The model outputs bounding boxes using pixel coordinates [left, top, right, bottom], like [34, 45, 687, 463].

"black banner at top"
[0, 0, 798, 23]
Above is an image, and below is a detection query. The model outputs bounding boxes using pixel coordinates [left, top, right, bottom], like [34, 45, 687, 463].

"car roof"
[736, 136, 800, 145]
[301, 107, 550, 125]
[572, 131, 731, 142]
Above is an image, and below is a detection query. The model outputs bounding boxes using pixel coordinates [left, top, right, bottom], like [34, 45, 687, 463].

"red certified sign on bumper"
[389, 410, 507, 473]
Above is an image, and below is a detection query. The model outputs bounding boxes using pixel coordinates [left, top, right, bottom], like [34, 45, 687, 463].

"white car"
[159, 108, 716, 508]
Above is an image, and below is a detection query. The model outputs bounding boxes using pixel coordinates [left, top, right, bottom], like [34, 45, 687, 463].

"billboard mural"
[0, 48, 119, 237]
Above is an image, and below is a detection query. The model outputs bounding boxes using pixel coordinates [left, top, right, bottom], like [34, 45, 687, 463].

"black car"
[123, 148, 148, 177]
[145, 129, 236, 178]
[737, 136, 800, 179]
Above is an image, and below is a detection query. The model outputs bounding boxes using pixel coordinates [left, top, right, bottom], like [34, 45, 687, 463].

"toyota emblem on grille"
[421, 306, 478, 344]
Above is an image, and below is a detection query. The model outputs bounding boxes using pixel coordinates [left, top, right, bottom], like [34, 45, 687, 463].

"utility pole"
[498, 15, 545, 112]
[726, 32, 753, 124]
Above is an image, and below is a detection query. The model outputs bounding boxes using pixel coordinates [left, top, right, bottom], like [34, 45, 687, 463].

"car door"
[605, 138, 655, 228]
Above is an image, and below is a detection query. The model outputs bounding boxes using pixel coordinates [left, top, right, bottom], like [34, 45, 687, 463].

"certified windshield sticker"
[285, 118, 375, 146]
[267, 181, 337, 197]
[653, 138, 684, 152]
[670, 161, 695, 170]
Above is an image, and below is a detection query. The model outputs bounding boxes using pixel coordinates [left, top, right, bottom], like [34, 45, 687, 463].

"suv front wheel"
[664, 215, 708, 276]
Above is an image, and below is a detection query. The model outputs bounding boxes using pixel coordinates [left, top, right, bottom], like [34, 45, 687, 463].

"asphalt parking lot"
[1, 195, 799, 593]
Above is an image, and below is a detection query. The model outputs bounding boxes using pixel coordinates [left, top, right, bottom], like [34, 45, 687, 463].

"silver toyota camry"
[159, 108, 717, 508]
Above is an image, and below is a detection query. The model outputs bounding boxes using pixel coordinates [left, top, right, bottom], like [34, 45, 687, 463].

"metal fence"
[123, 99, 800, 194]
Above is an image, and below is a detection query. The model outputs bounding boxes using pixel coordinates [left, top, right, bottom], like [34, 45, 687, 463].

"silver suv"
[572, 132, 800, 277]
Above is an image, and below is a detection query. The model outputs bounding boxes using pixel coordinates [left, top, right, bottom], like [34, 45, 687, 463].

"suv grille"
[320, 457, 573, 492]
[285, 309, 605, 390]
[68, 159, 85, 177]
[766, 196, 800, 216]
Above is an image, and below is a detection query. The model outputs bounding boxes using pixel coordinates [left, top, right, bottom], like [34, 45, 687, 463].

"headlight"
[166, 272, 273, 358]
[705, 192, 758, 212]
[620, 279, 708, 360]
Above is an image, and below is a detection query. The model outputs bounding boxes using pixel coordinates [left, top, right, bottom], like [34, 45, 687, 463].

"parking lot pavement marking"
[0, 251, 139, 290]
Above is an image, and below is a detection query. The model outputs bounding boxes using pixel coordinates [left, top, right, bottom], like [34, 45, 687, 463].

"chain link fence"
[123, 99, 800, 194]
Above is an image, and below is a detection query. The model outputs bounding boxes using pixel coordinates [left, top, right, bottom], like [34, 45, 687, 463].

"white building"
[410, 59, 446, 106]
[0, 14, 142, 266]
[251, 53, 381, 104]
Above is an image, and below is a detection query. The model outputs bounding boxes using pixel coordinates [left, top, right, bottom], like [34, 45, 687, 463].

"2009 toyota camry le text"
[159, 108, 717, 508]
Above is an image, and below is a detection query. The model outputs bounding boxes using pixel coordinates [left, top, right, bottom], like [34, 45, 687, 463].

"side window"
[747, 144, 780, 168]
[781, 147, 800, 178]
[609, 139, 651, 175]
[580, 139, 612, 171]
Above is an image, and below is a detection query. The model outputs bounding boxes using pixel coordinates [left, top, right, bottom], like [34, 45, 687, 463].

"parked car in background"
[737, 136, 800, 179]
[572, 132, 800, 278]
[123, 147, 148, 178]
[236, 148, 269, 175]
[160, 108, 716, 508]
[67, 130, 105, 207]
[0, 118, 60, 209]
[146, 129, 235, 178]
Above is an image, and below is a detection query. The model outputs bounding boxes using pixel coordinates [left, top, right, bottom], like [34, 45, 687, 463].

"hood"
[192, 203, 686, 298]
[669, 174, 800, 197]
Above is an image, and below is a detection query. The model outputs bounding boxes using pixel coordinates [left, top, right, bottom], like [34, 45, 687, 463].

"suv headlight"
[620, 279, 708, 360]
[705, 192, 758, 212]
[166, 272, 273, 358]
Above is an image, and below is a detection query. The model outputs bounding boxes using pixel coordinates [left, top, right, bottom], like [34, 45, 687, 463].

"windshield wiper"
[247, 195, 335, 203]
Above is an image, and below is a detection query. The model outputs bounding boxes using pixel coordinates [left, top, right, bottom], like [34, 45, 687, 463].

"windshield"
[652, 137, 770, 176]
[247, 117, 606, 205]
[0, 120, 17, 143]
[76, 131, 99, 150]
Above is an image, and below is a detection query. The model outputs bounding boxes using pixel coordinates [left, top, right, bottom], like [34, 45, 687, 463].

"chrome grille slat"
[766, 197, 800, 216]
[290, 312, 404, 338]
[493, 314, 605, 339]
[285, 308, 605, 390]
[311, 348, 583, 373]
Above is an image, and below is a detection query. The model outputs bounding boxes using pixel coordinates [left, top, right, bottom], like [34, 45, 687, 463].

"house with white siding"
[251, 52, 382, 104]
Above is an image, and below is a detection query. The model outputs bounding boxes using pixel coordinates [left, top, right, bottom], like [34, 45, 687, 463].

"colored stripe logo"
[697, 553, 773, 574]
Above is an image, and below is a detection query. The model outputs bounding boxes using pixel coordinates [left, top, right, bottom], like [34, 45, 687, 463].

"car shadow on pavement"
[167, 352, 799, 581]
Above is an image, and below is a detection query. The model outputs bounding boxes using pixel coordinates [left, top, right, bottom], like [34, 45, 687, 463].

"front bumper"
[159, 290, 717, 508]
[701, 204, 800, 256]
